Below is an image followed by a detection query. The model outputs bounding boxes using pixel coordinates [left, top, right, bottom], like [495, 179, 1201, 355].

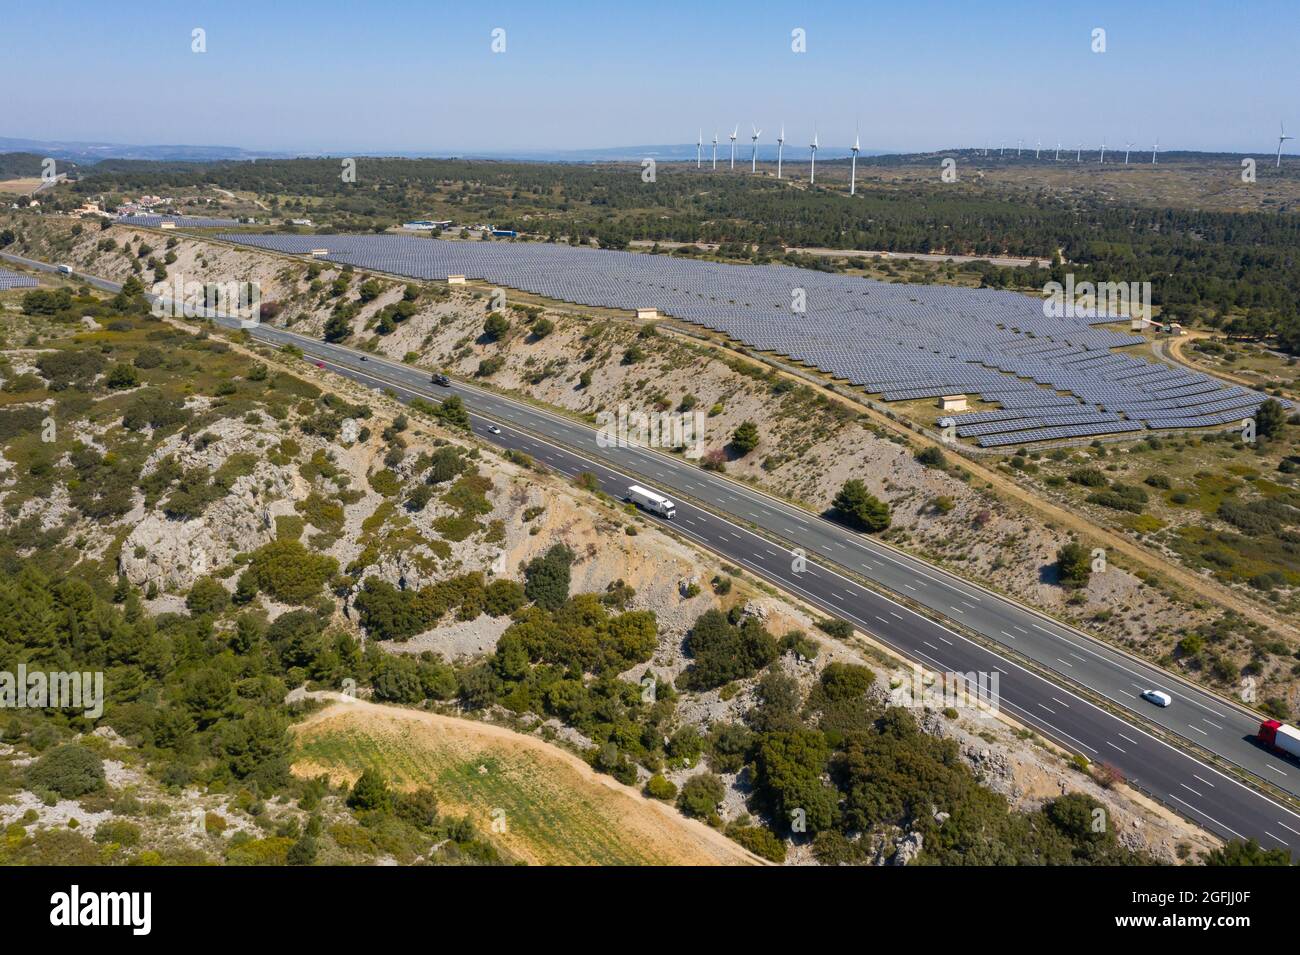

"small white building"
[635, 307, 658, 321]
[309, 248, 330, 257]
[938, 394, 968, 412]
[447, 274, 466, 285]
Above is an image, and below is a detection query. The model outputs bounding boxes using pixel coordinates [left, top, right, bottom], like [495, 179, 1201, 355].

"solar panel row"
[0, 269, 38, 290]
[212, 232, 1289, 440]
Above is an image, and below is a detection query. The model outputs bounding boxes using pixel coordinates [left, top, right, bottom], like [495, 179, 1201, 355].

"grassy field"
[292, 700, 761, 866]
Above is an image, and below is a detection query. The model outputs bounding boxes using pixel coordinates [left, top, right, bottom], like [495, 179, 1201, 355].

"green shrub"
[346, 768, 392, 812]
[245, 539, 339, 604]
[645, 775, 678, 801]
[186, 576, 231, 616]
[26, 744, 105, 798]
[676, 772, 725, 822]
[523, 544, 575, 610]
[831, 480, 891, 532]
[727, 822, 787, 863]
[93, 820, 141, 847]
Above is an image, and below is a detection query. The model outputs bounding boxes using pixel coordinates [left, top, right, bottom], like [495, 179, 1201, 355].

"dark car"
[432, 374, 451, 386]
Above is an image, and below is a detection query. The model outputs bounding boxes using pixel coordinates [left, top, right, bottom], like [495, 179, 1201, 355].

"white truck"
[626, 484, 677, 519]
[56, 264, 73, 275]
[1258, 720, 1300, 760]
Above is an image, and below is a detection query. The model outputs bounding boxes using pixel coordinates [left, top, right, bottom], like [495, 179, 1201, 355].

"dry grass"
[292, 699, 763, 866]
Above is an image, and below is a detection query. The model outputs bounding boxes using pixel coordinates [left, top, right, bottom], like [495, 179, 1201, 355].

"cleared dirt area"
[292, 698, 765, 866]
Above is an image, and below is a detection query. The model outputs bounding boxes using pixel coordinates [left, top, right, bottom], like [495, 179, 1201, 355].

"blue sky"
[2, 0, 1295, 154]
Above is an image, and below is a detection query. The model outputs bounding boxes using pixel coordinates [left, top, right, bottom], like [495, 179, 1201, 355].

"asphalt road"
[7, 248, 1300, 855]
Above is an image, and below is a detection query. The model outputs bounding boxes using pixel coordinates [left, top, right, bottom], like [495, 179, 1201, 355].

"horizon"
[2, 0, 1296, 155]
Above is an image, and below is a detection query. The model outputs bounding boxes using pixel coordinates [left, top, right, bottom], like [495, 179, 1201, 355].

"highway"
[7, 247, 1300, 855]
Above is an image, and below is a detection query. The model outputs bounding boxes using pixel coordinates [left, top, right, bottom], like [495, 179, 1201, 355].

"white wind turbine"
[1124, 142, 1133, 164]
[696, 130, 702, 168]
[850, 127, 860, 195]
[1099, 141, 1106, 163]
[1151, 138, 1159, 164]
[729, 125, 738, 169]
[1035, 140, 1041, 159]
[751, 124, 762, 173]
[1055, 141, 1061, 161]
[1076, 142, 1082, 162]
[711, 131, 718, 170]
[809, 127, 819, 184]
[1277, 121, 1294, 168]
[999, 142, 1005, 157]
[776, 125, 785, 179]
[1017, 138, 1023, 157]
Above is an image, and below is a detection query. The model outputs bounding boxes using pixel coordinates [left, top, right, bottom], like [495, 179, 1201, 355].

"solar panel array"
[118, 214, 241, 228]
[0, 269, 38, 290]
[216, 233, 1289, 445]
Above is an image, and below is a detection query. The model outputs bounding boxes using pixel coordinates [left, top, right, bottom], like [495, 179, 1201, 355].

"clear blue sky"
[2, 0, 1295, 154]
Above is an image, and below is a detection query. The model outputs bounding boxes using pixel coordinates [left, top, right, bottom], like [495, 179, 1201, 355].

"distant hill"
[0, 137, 287, 164]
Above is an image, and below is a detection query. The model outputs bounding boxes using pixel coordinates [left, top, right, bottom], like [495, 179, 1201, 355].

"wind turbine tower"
[1151, 139, 1159, 164]
[850, 128, 860, 195]
[696, 130, 702, 168]
[1035, 140, 1041, 159]
[1076, 143, 1082, 162]
[750, 125, 761, 172]
[776, 125, 785, 179]
[729, 125, 738, 169]
[1055, 141, 1061, 161]
[711, 132, 718, 170]
[1099, 141, 1106, 163]
[1277, 121, 1294, 168]
[1017, 138, 1023, 157]
[809, 128, 819, 184]
[1124, 142, 1133, 164]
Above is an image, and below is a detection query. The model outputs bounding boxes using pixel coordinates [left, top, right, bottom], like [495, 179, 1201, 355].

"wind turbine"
[1035, 140, 1041, 159]
[999, 142, 1005, 157]
[750, 125, 761, 172]
[711, 131, 718, 170]
[696, 130, 702, 168]
[1124, 142, 1133, 164]
[1055, 141, 1061, 161]
[1017, 138, 1023, 157]
[1277, 121, 1294, 168]
[1151, 138, 1159, 164]
[776, 125, 785, 179]
[850, 128, 860, 195]
[1076, 143, 1082, 162]
[809, 127, 819, 184]
[729, 125, 738, 170]
[1099, 141, 1106, 163]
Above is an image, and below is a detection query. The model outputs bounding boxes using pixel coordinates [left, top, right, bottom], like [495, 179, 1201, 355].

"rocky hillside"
[0, 276, 1214, 864]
